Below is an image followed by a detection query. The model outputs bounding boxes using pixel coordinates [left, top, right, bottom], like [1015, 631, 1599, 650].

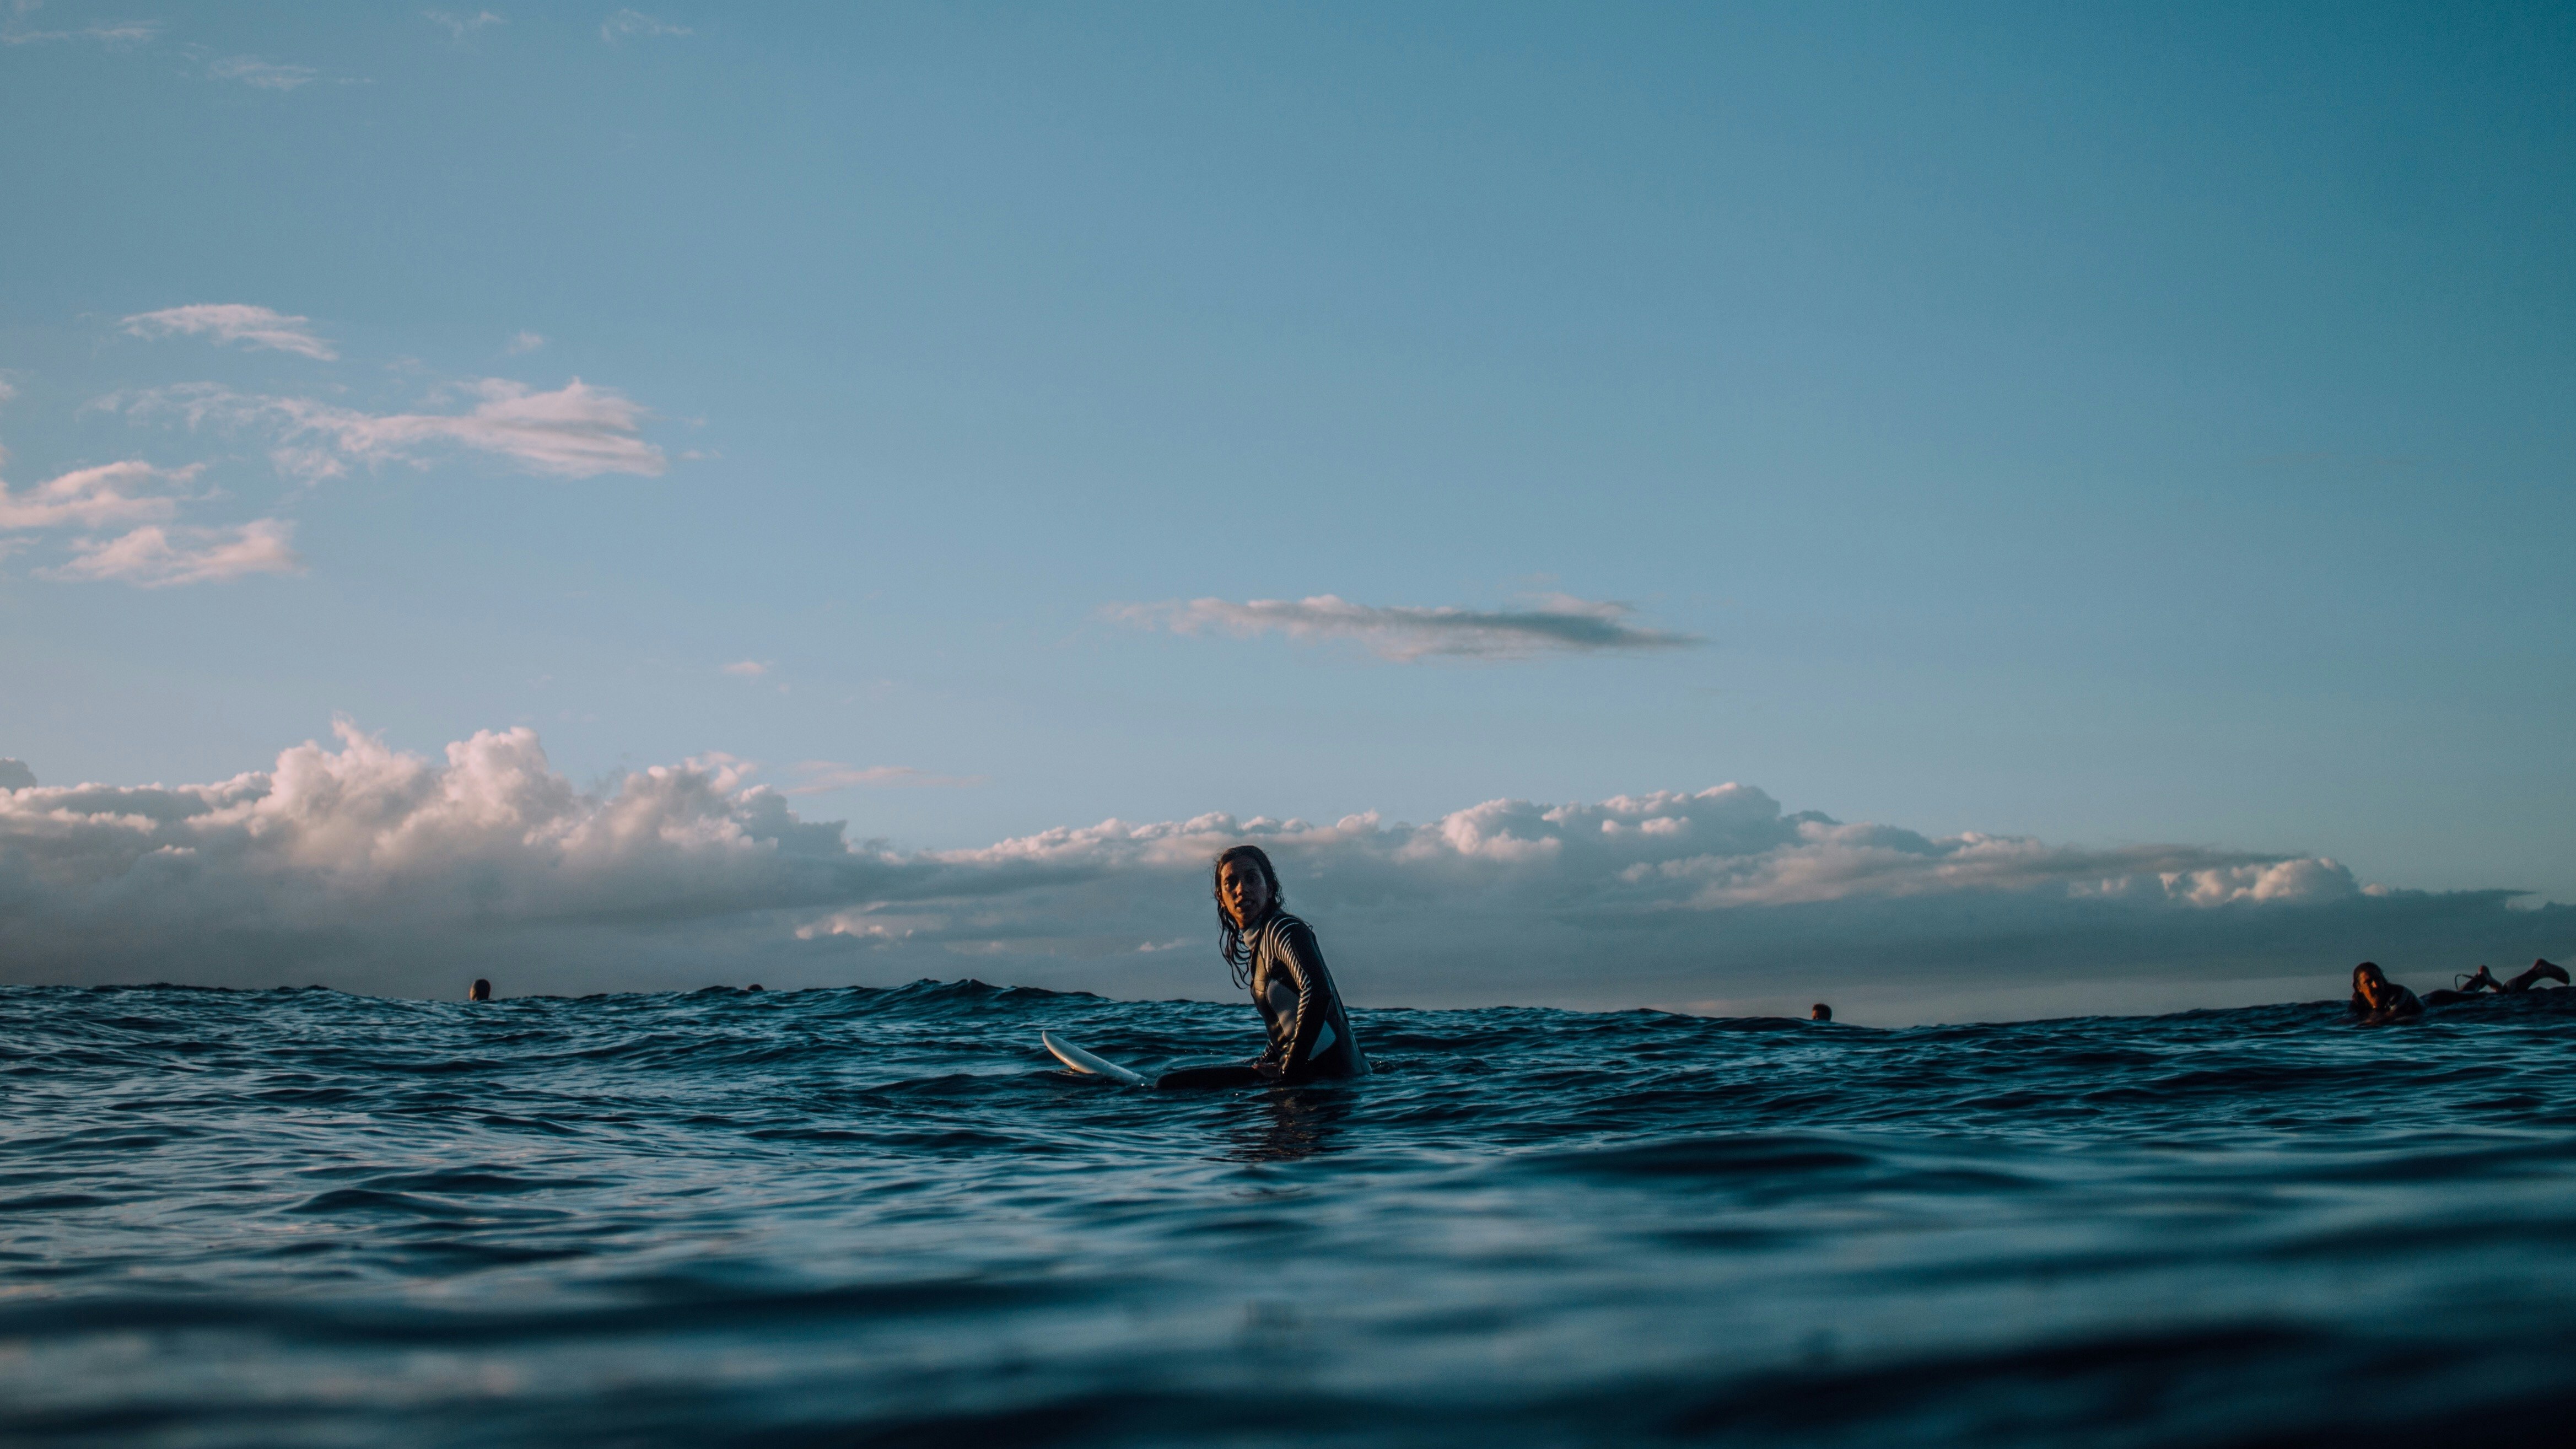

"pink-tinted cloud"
[0, 460, 200, 531]
[1113, 592, 1699, 661]
[127, 378, 667, 480]
[48, 519, 302, 587]
[122, 304, 336, 360]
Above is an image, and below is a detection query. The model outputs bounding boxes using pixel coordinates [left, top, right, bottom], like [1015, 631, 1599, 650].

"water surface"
[6, 980, 2575, 1446]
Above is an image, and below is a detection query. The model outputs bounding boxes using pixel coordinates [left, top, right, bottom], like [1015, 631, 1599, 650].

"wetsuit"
[1157, 910, 1368, 1089]
[2351, 982, 2424, 1022]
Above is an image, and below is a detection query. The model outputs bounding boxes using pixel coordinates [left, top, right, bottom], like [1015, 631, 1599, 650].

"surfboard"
[1042, 1030, 1149, 1086]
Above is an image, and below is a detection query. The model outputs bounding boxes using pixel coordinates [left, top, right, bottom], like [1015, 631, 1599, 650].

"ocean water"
[6, 979, 2576, 1447]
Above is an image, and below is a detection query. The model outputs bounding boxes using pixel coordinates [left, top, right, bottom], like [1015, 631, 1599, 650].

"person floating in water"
[2348, 963, 2422, 1024]
[1158, 845, 1367, 1088]
[2350, 959, 2568, 1025]
[468, 978, 492, 1002]
[1810, 1003, 1833, 1022]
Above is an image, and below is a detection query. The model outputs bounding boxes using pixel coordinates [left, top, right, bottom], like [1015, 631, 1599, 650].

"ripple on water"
[4, 981, 2576, 1446]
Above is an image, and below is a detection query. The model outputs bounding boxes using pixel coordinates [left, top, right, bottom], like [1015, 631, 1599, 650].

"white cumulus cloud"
[1113, 592, 1700, 661]
[4, 721, 2563, 1020]
[122, 304, 337, 360]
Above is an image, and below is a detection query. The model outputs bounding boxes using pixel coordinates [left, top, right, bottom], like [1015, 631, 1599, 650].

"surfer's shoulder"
[1264, 911, 1317, 949]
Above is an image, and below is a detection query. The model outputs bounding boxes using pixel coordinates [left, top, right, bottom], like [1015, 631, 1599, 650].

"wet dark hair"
[2353, 961, 2385, 988]
[1213, 844, 1283, 989]
[468, 978, 493, 1002]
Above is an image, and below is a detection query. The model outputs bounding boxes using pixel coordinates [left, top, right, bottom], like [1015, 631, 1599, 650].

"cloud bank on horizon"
[3, 721, 2560, 1022]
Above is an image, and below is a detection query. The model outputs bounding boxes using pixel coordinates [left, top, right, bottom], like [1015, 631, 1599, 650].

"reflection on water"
[6, 979, 2576, 1446]
[1230, 1085, 1359, 1163]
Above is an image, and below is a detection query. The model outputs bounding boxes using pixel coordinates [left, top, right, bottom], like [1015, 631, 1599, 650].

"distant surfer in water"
[468, 978, 493, 1002]
[2349, 959, 2568, 1025]
[1158, 845, 1367, 1088]
[2349, 963, 2421, 1024]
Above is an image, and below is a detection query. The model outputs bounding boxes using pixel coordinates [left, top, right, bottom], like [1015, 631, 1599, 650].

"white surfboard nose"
[1042, 1031, 1149, 1086]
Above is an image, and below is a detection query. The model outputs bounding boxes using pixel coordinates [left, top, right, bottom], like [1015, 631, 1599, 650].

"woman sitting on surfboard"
[1182, 844, 1367, 1085]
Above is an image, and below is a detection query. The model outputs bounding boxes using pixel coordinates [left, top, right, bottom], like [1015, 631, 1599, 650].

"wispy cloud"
[601, 8, 688, 42]
[721, 660, 769, 677]
[0, 460, 200, 531]
[123, 304, 337, 360]
[505, 330, 545, 354]
[424, 9, 504, 39]
[790, 761, 987, 793]
[1112, 592, 1701, 661]
[47, 519, 301, 587]
[0, 7, 159, 46]
[207, 55, 319, 90]
[126, 377, 667, 481]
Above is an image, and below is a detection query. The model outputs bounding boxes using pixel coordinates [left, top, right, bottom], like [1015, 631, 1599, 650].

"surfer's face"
[1221, 861, 1272, 927]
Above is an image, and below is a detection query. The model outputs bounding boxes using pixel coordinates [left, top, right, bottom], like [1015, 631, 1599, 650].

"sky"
[3, 2, 2572, 1020]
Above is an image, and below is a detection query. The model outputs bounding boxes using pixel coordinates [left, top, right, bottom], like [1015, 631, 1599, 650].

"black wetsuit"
[2351, 983, 2424, 1022]
[1158, 910, 1368, 1089]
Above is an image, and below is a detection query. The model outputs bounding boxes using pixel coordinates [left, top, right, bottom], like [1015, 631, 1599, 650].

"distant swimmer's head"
[1810, 1003, 1832, 1022]
[2352, 962, 2389, 1006]
[468, 978, 493, 1002]
[1214, 845, 1280, 931]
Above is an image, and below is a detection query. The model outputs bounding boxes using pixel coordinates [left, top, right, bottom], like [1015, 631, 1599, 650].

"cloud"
[1113, 592, 1700, 661]
[506, 330, 545, 354]
[206, 56, 318, 90]
[46, 519, 302, 587]
[123, 304, 337, 360]
[789, 762, 987, 794]
[125, 378, 666, 480]
[601, 8, 688, 42]
[0, 12, 159, 46]
[424, 9, 504, 39]
[0, 460, 201, 531]
[0, 759, 34, 791]
[4, 721, 2565, 1021]
[721, 660, 768, 677]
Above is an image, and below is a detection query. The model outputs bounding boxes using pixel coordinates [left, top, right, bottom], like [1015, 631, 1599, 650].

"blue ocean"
[5, 979, 2574, 1446]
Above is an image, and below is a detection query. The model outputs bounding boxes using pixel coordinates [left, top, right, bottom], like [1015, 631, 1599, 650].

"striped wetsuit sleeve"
[1277, 920, 1329, 1067]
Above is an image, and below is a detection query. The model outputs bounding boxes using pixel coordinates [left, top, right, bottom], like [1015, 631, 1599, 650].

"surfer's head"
[2352, 962, 2388, 1006]
[1810, 1003, 1831, 1022]
[1214, 845, 1283, 987]
[1215, 845, 1279, 929]
[468, 978, 492, 1002]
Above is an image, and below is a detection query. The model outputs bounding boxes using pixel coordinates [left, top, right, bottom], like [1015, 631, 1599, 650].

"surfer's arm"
[1276, 922, 1330, 1073]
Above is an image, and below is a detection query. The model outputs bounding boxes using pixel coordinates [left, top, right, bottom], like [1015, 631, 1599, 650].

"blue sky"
[3, 3, 2572, 1014]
